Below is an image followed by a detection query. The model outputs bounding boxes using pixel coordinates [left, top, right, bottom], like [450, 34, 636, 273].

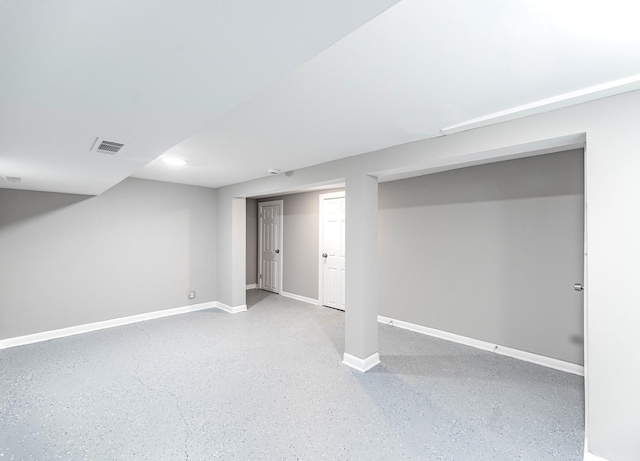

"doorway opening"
[247, 184, 346, 304]
[377, 149, 585, 369]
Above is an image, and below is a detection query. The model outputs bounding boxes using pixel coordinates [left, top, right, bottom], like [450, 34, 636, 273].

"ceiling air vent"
[0, 176, 23, 183]
[91, 137, 124, 155]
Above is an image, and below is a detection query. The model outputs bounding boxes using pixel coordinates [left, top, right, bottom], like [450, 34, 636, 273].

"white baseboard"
[246, 284, 257, 290]
[378, 315, 584, 376]
[584, 450, 610, 461]
[280, 290, 319, 306]
[0, 301, 217, 350]
[343, 352, 381, 372]
[215, 301, 247, 314]
[584, 438, 611, 461]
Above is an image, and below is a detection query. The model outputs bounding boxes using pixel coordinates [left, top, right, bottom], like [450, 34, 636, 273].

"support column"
[230, 197, 247, 310]
[216, 194, 246, 313]
[343, 173, 380, 372]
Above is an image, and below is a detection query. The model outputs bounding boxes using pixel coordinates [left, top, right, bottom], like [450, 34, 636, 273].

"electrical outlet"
[188, 291, 196, 299]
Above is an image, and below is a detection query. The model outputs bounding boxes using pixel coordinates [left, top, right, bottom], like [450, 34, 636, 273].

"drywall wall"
[252, 189, 343, 299]
[247, 152, 584, 365]
[218, 90, 640, 461]
[246, 198, 258, 286]
[0, 178, 217, 340]
[378, 149, 584, 365]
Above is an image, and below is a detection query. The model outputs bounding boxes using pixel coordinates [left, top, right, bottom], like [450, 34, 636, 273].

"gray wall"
[250, 152, 584, 364]
[245, 198, 258, 285]
[378, 150, 584, 365]
[0, 178, 217, 340]
[251, 189, 343, 299]
[218, 90, 640, 461]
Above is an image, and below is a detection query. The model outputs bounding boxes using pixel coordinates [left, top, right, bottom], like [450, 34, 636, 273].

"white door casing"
[258, 200, 283, 293]
[319, 192, 346, 310]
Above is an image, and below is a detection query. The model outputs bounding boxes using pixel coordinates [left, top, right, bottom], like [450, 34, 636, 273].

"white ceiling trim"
[441, 74, 640, 135]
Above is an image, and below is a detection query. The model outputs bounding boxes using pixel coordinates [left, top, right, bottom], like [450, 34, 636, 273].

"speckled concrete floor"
[0, 290, 584, 460]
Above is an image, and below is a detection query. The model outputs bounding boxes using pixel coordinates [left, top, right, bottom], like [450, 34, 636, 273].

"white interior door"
[320, 193, 346, 310]
[259, 201, 283, 293]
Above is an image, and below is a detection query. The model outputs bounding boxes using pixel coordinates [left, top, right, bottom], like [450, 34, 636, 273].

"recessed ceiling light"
[162, 157, 187, 166]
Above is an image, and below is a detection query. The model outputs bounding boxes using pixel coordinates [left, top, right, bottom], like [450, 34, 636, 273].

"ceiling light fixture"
[162, 157, 187, 166]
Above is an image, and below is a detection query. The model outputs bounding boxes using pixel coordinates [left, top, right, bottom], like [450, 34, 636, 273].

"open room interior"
[246, 149, 584, 367]
[0, 290, 586, 459]
[2, 2, 640, 460]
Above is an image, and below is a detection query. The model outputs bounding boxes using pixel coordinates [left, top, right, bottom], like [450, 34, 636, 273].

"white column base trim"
[215, 301, 247, 314]
[343, 352, 381, 372]
[245, 284, 257, 290]
[584, 438, 611, 461]
[280, 290, 319, 306]
[584, 453, 609, 461]
[0, 301, 217, 350]
[378, 315, 584, 376]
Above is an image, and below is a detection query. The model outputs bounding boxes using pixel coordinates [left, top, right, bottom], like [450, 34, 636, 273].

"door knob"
[322, 253, 328, 258]
[275, 249, 280, 254]
[573, 283, 584, 292]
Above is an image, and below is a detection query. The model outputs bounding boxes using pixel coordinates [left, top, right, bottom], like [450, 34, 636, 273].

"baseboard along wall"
[280, 291, 319, 306]
[2, 298, 584, 379]
[0, 300, 246, 350]
[584, 450, 610, 461]
[245, 284, 257, 290]
[214, 301, 248, 314]
[378, 315, 584, 376]
[343, 352, 381, 372]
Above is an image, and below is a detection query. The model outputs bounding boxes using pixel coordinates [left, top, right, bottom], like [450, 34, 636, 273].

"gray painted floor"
[1, 290, 584, 460]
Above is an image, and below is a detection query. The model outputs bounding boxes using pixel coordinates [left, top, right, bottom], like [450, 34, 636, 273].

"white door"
[320, 193, 346, 310]
[259, 201, 283, 293]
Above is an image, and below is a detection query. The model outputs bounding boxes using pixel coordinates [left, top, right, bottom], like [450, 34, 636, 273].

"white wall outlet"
[188, 291, 196, 299]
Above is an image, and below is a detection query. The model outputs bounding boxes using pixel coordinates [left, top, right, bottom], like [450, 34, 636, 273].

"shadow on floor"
[246, 288, 272, 308]
[372, 354, 583, 386]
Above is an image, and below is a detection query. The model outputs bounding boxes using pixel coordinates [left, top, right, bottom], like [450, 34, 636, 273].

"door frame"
[318, 191, 346, 308]
[258, 200, 284, 294]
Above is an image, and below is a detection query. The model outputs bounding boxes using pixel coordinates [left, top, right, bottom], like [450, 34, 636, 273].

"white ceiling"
[0, 0, 398, 194]
[4, 0, 640, 194]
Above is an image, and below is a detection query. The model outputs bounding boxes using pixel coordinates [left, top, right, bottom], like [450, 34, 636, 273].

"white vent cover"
[91, 137, 124, 154]
[0, 176, 23, 183]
